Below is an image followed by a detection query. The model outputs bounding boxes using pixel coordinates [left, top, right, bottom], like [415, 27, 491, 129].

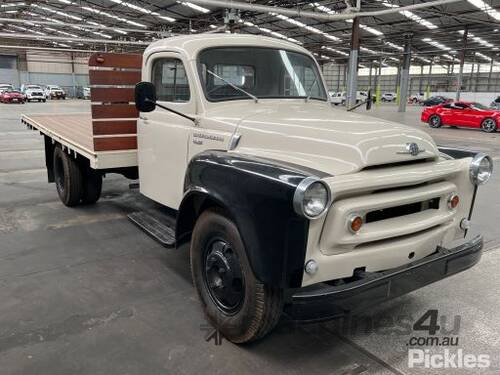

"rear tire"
[190, 209, 283, 343]
[53, 146, 83, 207]
[81, 168, 102, 205]
[428, 115, 442, 128]
[481, 118, 497, 133]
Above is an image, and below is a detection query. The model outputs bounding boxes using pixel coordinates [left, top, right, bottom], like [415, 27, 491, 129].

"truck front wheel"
[190, 209, 283, 343]
[53, 146, 83, 206]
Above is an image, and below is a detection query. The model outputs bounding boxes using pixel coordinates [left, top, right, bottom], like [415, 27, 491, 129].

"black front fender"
[178, 151, 328, 288]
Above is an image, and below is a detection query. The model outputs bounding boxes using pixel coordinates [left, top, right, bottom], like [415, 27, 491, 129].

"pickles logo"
[407, 310, 491, 369]
[409, 349, 490, 369]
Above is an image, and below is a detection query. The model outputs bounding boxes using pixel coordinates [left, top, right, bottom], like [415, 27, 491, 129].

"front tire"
[190, 209, 283, 343]
[481, 118, 497, 133]
[53, 146, 83, 206]
[428, 115, 442, 128]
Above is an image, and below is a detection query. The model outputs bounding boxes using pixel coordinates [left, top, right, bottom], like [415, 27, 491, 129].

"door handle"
[139, 116, 148, 121]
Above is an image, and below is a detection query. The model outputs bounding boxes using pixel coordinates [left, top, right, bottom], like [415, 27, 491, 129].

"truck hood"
[203, 100, 439, 176]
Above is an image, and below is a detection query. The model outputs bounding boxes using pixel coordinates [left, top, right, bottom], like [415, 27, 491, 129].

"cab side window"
[152, 58, 190, 102]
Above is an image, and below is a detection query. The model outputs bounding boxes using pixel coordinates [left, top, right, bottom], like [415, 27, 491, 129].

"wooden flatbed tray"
[21, 113, 137, 169]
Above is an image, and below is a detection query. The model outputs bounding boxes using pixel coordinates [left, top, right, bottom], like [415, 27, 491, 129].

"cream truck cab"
[22, 34, 492, 343]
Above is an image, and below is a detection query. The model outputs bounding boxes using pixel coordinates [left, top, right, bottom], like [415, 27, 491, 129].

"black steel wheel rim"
[203, 238, 245, 315]
[54, 154, 65, 193]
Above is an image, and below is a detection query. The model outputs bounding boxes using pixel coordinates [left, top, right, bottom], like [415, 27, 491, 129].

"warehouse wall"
[0, 51, 90, 97]
[322, 62, 500, 95]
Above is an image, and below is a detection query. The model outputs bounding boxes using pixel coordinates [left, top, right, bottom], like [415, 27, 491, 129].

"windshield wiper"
[206, 69, 258, 103]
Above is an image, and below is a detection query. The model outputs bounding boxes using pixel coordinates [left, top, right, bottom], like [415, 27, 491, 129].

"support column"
[398, 39, 411, 112]
[419, 64, 424, 93]
[427, 59, 433, 95]
[368, 62, 373, 90]
[346, 17, 360, 108]
[487, 58, 494, 91]
[71, 52, 76, 98]
[456, 27, 468, 101]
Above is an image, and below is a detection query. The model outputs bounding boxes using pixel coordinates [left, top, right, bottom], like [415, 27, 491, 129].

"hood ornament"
[398, 142, 425, 156]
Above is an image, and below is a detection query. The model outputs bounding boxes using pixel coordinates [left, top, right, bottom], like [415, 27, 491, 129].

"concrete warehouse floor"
[0, 100, 499, 375]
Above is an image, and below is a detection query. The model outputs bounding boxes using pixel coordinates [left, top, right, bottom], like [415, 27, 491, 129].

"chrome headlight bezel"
[470, 153, 493, 185]
[293, 177, 333, 219]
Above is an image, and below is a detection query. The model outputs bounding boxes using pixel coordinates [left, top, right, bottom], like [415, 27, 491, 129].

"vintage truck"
[22, 34, 492, 343]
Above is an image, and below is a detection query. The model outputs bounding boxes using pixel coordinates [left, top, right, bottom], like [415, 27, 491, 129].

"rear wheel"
[190, 209, 283, 343]
[53, 146, 83, 206]
[428, 115, 442, 128]
[481, 118, 497, 133]
[81, 168, 102, 204]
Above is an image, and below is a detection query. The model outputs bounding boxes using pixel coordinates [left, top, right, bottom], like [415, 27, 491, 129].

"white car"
[83, 87, 91, 99]
[0, 83, 14, 93]
[44, 85, 66, 100]
[381, 92, 397, 102]
[330, 91, 368, 105]
[409, 92, 425, 104]
[21, 84, 46, 102]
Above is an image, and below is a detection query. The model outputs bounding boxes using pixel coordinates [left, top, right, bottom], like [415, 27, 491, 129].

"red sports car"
[0, 89, 26, 104]
[421, 101, 499, 133]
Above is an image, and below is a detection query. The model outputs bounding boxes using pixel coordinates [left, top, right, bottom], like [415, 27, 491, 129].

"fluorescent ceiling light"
[81, 6, 147, 28]
[0, 2, 25, 8]
[422, 38, 451, 51]
[384, 41, 404, 51]
[31, 4, 81, 21]
[458, 30, 494, 47]
[242, 20, 301, 44]
[466, 0, 500, 21]
[376, 0, 438, 29]
[271, 12, 340, 41]
[311, 2, 336, 15]
[321, 45, 349, 56]
[109, 0, 175, 22]
[209, 24, 217, 29]
[360, 46, 379, 54]
[177, 1, 210, 13]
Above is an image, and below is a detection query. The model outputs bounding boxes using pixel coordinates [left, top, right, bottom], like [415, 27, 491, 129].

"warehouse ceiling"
[0, 0, 499, 66]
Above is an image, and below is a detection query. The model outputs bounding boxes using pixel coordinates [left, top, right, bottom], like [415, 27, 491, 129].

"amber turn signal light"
[348, 214, 363, 233]
[448, 194, 459, 210]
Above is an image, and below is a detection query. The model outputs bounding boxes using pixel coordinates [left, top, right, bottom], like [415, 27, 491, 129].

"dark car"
[422, 95, 452, 106]
[490, 96, 500, 109]
[0, 89, 26, 104]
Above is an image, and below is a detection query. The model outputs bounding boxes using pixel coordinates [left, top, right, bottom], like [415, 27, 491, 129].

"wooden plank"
[93, 136, 137, 151]
[92, 120, 137, 135]
[91, 104, 138, 119]
[89, 70, 141, 86]
[89, 53, 142, 69]
[91, 87, 135, 103]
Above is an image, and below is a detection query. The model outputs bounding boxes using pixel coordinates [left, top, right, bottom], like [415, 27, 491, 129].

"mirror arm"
[145, 98, 196, 123]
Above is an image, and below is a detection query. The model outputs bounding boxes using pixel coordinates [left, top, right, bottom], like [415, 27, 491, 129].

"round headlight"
[293, 177, 332, 219]
[470, 153, 493, 185]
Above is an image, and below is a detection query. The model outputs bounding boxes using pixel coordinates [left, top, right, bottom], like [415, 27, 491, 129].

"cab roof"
[144, 33, 311, 61]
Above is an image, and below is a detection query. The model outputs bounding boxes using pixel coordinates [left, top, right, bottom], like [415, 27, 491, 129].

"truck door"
[138, 53, 196, 209]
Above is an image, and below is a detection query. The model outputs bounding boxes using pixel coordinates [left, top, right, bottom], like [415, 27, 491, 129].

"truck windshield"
[198, 47, 327, 102]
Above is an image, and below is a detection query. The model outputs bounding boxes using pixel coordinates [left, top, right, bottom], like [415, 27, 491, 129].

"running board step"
[128, 211, 176, 247]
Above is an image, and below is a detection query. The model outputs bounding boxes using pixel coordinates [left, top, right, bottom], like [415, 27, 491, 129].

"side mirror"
[135, 81, 156, 112]
[366, 89, 372, 110]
